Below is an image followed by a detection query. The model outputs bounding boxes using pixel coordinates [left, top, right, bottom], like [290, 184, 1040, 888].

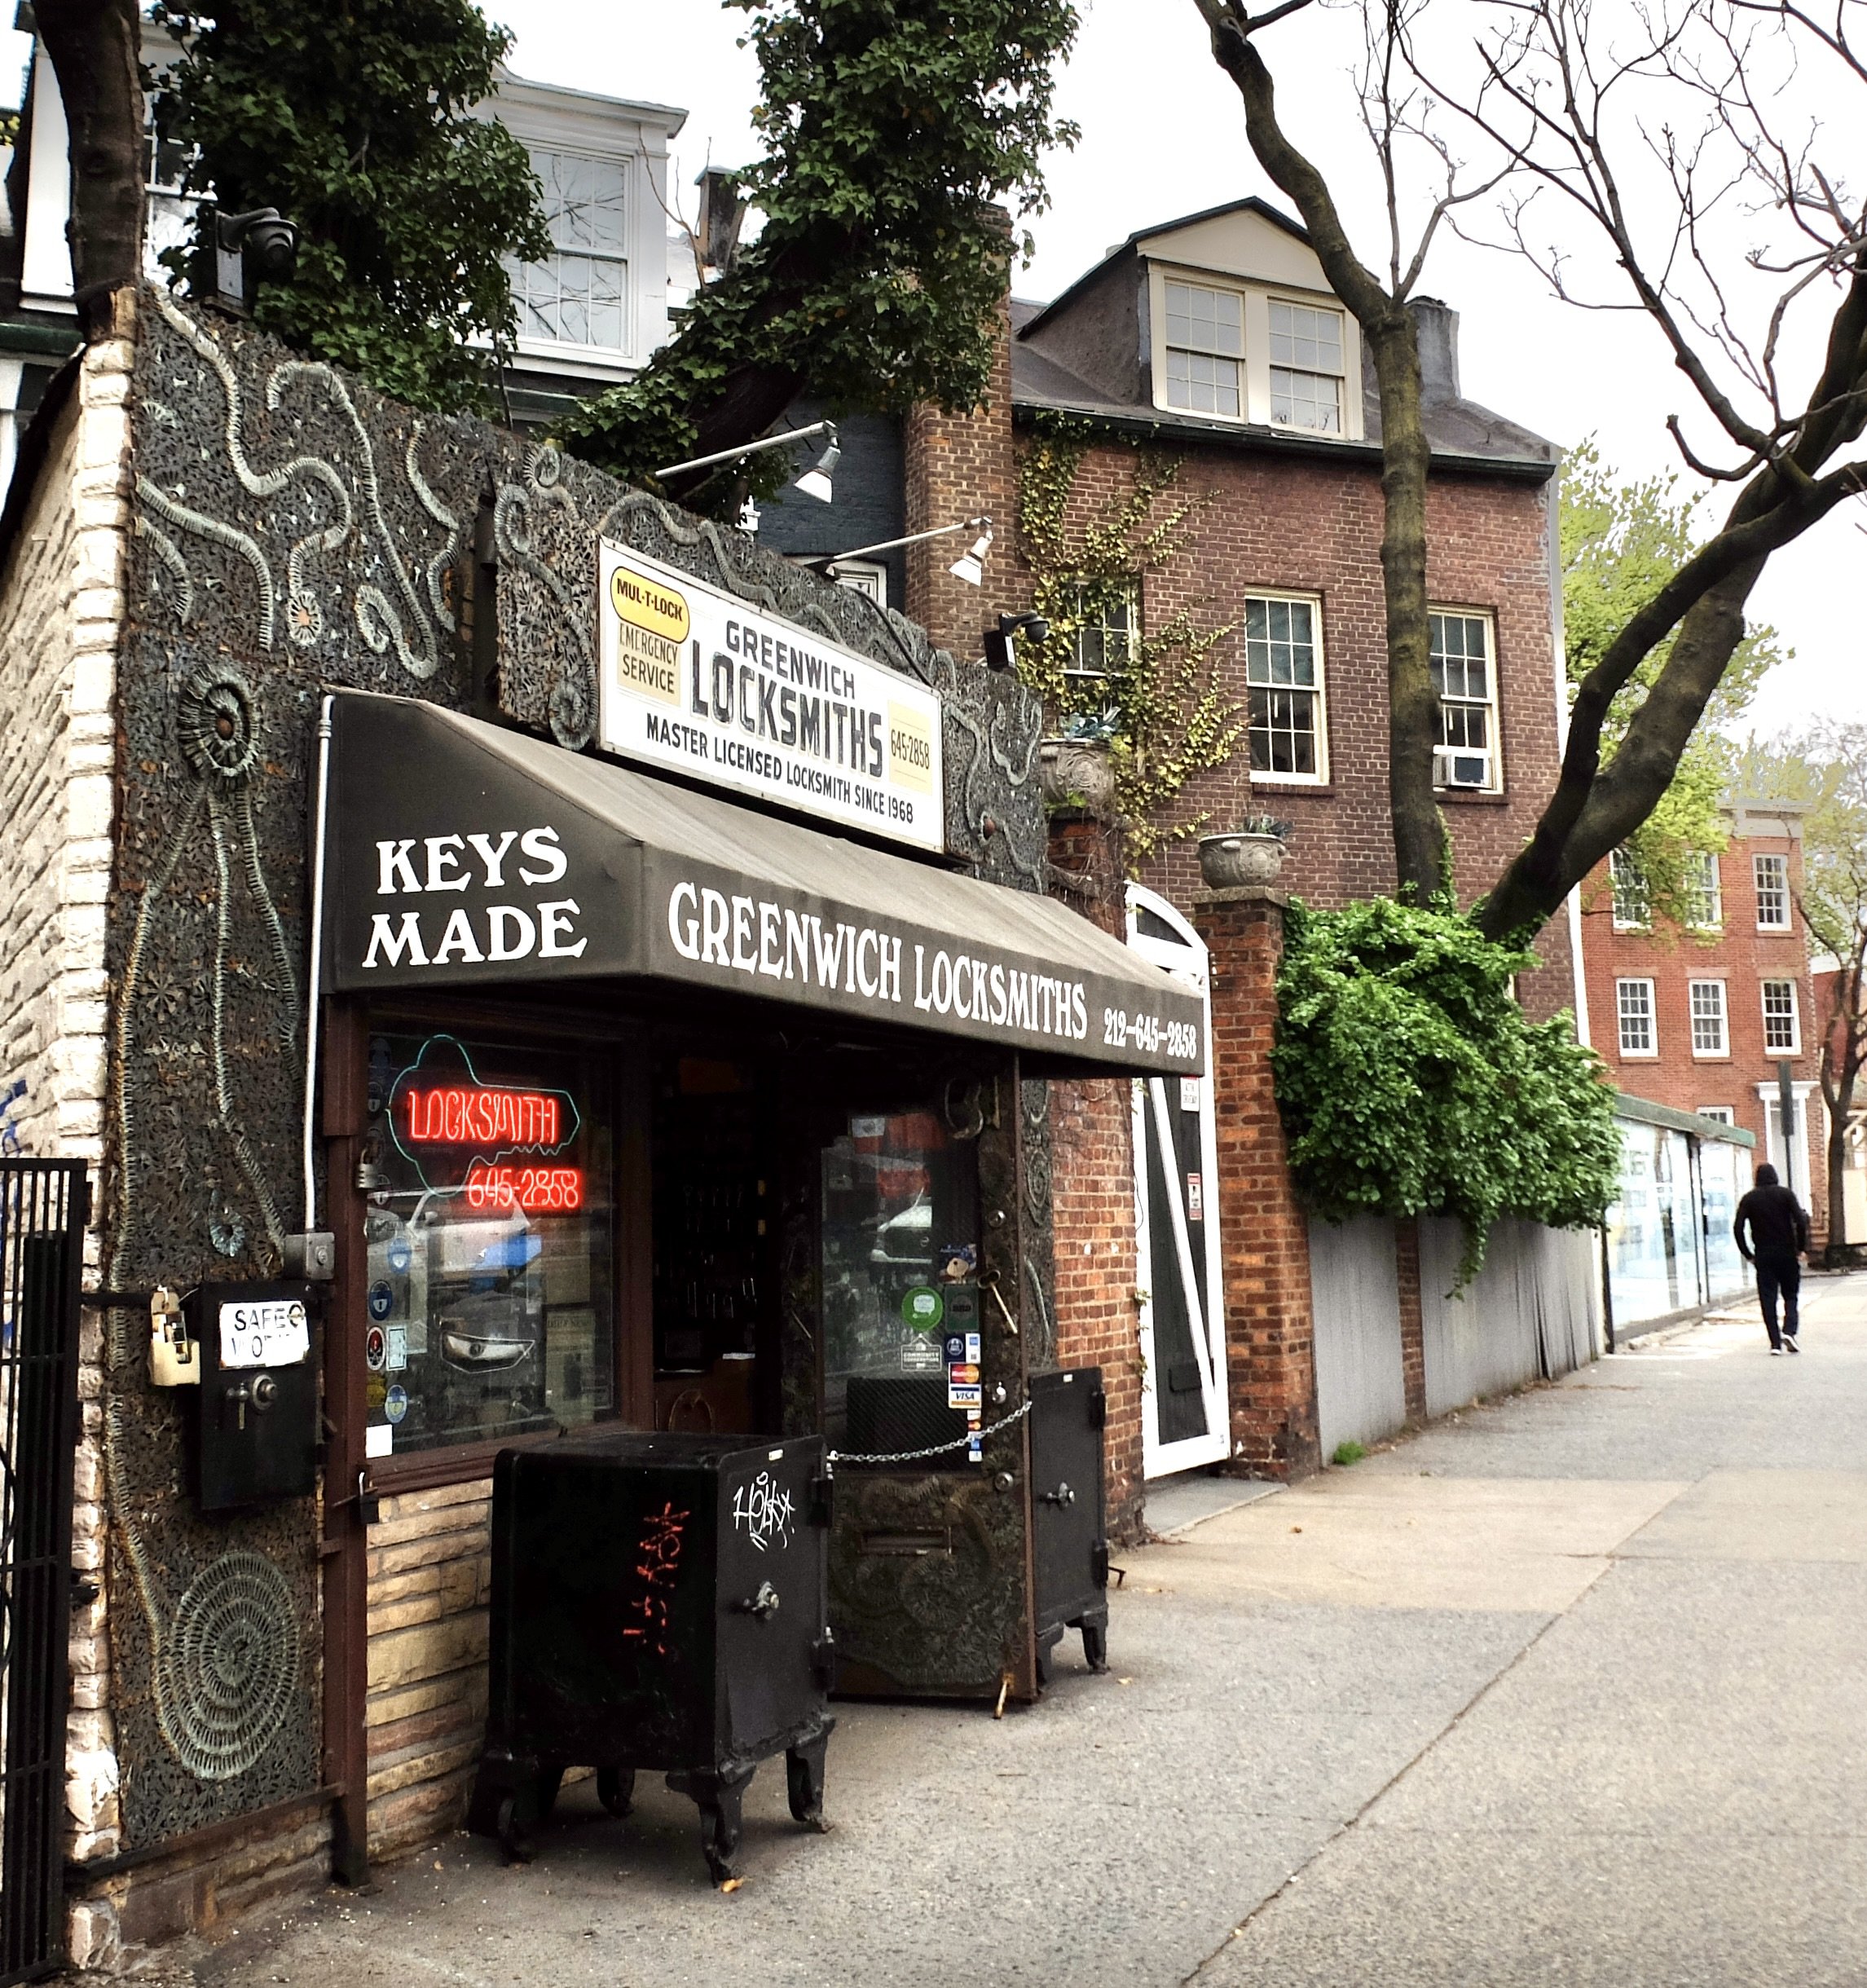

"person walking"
[1733, 1162, 1811, 1353]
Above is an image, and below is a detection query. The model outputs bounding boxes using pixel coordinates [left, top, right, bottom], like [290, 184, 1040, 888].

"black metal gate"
[0, 1161, 86, 1984]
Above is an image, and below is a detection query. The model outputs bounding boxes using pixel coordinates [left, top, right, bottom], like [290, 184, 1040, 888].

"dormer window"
[1165, 281, 1244, 417]
[508, 148, 630, 352]
[1269, 301, 1345, 434]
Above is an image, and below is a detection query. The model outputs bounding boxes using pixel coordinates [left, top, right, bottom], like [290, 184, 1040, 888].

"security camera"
[983, 611, 1051, 672]
[220, 208, 300, 280]
[200, 204, 301, 315]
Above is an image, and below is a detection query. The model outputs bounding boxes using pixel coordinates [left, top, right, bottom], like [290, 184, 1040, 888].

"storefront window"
[821, 1109, 980, 1456]
[362, 1031, 614, 1457]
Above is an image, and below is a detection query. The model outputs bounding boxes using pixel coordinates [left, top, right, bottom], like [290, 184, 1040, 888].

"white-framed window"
[1689, 979, 1728, 1056]
[1164, 280, 1244, 417]
[1430, 611, 1501, 790]
[1268, 298, 1345, 434]
[1243, 593, 1326, 782]
[1617, 977, 1658, 1057]
[828, 560, 887, 606]
[507, 148, 630, 350]
[1697, 1106, 1735, 1125]
[1610, 848, 1650, 929]
[1754, 852, 1791, 930]
[1761, 978, 1801, 1054]
[1684, 850, 1724, 930]
[1063, 581, 1139, 694]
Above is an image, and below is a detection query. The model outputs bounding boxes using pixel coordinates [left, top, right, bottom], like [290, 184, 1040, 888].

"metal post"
[1777, 1059, 1797, 1196]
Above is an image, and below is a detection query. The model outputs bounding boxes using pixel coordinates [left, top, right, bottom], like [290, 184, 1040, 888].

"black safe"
[1030, 1366, 1111, 1681]
[185, 1281, 319, 1513]
[467, 1430, 834, 1882]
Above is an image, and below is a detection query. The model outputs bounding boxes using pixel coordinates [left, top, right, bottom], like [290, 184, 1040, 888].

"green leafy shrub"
[1273, 897, 1621, 1284]
[1330, 1439, 1367, 1466]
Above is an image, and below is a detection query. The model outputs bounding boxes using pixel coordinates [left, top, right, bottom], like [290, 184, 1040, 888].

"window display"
[362, 1031, 614, 1457]
[821, 1108, 980, 1457]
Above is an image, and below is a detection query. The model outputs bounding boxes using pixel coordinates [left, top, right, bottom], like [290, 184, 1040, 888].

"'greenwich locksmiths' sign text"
[597, 541, 945, 853]
[324, 695, 1205, 1076]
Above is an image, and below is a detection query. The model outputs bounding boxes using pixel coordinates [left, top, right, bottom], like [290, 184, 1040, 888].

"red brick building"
[1579, 803, 1823, 1226]
[865, 199, 1594, 1504]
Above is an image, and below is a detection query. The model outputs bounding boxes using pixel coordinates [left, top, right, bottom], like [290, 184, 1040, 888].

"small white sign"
[366, 1422, 394, 1459]
[1180, 1076, 1202, 1112]
[1186, 1173, 1204, 1223]
[598, 541, 945, 853]
[218, 1298, 310, 1370]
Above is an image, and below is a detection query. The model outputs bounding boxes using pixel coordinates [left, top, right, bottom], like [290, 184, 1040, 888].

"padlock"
[149, 1286, 198, 1386]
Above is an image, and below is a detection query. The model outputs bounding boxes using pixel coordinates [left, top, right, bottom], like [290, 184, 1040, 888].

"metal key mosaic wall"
[102, 287, 1053, 1844]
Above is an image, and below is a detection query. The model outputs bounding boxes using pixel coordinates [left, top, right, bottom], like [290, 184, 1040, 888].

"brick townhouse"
[766, 198, 1596, 1494]
[1580, 803, 1822, 1223]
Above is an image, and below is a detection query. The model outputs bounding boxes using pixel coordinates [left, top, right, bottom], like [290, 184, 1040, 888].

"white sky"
[11, 2, 1847, 738]
[492, 0, 1865, 745]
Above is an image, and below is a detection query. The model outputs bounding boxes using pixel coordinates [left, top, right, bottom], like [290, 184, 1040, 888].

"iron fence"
[0, 1161, 86, 1983]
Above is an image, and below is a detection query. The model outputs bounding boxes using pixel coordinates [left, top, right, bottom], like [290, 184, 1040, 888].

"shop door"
[1125, 888, 1229, 1477]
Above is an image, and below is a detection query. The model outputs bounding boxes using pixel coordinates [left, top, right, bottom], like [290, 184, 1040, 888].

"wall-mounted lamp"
[807, 515, 994, 587]
[983, 611, 1050, 672]
[656, 420, 840, 503]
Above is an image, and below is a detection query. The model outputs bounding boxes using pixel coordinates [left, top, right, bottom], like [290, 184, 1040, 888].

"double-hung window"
[1697, 1106, 1735, 1126]
[1617, 978, 1657, 1057]
[1689, 980, 1728, 1056]
[508, 149, 630, 351]
[1609, 849, 1650, 929]
[1761, 979, 1800, 1054]
[1268, 300, 1345, 434]
[1063, 581, 1139, 702]
[1165, 281, 1244, 417]
[1754, 853, 1791, 930]
[1430, 611, 1500, 789]
[1244, 593, 1326, 781]
[1684, 851, 1724, 930]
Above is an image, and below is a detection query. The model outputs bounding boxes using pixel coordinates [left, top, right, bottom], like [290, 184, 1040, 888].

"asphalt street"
[170, 1273, 1867, 1988]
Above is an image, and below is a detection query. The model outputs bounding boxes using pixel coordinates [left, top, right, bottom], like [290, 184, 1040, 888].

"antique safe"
[467, 1430, 834, 1882]
[184, 1281, 319, 1513]
[1029, 1366, 1110, 1680]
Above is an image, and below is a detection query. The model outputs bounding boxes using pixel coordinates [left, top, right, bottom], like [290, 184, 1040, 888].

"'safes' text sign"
[598, 541, 945, 853]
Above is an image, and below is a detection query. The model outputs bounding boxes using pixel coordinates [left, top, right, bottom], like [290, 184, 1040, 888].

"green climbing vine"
[1015, 417, 1242, 863]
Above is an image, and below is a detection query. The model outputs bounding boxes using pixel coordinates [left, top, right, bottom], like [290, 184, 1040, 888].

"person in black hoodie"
[1733, 1162, 1812, 1353]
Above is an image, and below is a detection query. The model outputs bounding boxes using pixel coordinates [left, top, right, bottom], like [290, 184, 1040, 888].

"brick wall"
[903, 316, 1575, 1021]
[1045, 814, 1145, 1538]
[1579, 826, 1822, 1225]
[0, 315, 132, 1955]
[1396, 1219, 1425, 1422]
[1193, 887, 1319, 1477]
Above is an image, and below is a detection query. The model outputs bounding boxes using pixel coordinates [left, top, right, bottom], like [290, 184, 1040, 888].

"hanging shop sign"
[597, 540, 945, 854]
[323, 694, 1204, 1076]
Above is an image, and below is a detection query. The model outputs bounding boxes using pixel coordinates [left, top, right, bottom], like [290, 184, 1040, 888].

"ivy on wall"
[1015, 417, 1242, 864]
[1272, 897, 1622, 1285]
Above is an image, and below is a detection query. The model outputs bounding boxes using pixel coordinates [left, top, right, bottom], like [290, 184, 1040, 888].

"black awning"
[322, 694, 1204, 1077]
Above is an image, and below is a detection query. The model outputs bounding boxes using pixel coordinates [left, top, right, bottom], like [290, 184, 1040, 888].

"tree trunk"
[1370, 317, 1442, 898]
[37, 0, 145, 339]
[1192, 0, 1444, 899]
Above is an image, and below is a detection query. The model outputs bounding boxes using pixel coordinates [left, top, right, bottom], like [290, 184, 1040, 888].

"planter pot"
[1198, 831, 1286, 889]
[1037, 737, 1116, 817]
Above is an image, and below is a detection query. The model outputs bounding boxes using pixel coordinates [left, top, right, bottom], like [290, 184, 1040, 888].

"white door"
[1127, 885, 1230, 1476]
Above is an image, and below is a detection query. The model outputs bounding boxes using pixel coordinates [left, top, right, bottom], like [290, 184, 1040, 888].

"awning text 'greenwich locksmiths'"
[598, 540, 945, 855]
[323, 694, 1203, 1076]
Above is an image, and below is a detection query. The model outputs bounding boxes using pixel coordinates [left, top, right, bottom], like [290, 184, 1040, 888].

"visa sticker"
[947, 1382, 983, 1409]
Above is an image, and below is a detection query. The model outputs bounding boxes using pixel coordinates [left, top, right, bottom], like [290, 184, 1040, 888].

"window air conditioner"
[1433, 747, 1491, 790]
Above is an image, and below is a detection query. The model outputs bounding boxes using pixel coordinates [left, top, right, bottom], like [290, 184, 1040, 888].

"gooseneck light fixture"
[655, 420, 841, 503]
[807, 516, 994, 586]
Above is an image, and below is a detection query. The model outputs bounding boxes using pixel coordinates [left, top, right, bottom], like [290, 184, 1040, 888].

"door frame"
[1125, 886, 1230, 1478]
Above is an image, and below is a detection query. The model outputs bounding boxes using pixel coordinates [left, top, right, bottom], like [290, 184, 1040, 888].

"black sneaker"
[1784, 1335, 1801, 1354]
[1770, 1346, 1784, 1355]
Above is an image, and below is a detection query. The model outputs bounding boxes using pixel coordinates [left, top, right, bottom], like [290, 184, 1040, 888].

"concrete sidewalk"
[165, 1274, 1867, 1987]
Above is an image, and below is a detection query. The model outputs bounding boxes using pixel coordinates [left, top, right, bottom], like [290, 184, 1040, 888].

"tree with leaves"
[557, 0, 1080, 508]
[1736, 724, 1867, 1254]
[1188, 0, 1867, 941]
[1562, 442, 1787, 929]
[149, 0, 550, 413]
